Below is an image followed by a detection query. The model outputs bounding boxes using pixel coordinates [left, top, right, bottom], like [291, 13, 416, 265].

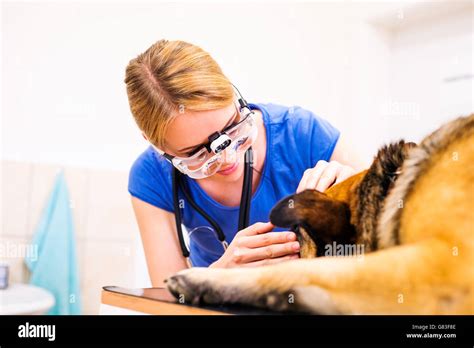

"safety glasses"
[152, 100, 258, 179]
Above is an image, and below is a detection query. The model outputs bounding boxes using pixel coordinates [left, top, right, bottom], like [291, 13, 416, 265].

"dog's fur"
[166, 114, 474, 314]
[269, 140, 417, 257]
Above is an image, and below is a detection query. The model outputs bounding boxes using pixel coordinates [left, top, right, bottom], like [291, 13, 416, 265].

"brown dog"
[166, 114, 474, 314]
[269, 140, 417, 258]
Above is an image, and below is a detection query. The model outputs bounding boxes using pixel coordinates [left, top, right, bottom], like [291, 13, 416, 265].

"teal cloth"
[25, 170, 82, 314]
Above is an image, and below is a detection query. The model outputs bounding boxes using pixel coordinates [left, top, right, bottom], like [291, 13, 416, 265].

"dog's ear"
[270, 190, 356, 250]
[404, 141, 417, 151]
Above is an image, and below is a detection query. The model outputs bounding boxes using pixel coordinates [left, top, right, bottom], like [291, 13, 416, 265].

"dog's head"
[270, 140, 416, 257]
[269, 175, 362, 257]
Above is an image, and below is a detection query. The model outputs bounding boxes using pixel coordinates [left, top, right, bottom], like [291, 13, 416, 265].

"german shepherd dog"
[166, 115, 474, 314]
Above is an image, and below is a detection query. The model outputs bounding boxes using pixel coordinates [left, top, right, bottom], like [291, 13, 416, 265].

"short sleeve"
[291, 106, 340, 167]
[128, 146, 175, 213]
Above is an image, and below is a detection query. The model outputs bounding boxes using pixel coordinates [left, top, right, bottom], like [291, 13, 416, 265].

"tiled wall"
[1, 160, 147, 314]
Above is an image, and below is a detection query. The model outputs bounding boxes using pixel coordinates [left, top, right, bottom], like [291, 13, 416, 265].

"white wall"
[2, 1, 401, 170]
[2, 1, 472, 169]
[385, 5, 473, 143]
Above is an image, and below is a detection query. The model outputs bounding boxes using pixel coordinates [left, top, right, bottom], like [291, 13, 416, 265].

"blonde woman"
[125, 40, 364, 286]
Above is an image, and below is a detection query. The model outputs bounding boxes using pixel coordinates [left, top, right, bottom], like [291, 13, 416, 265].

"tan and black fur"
[166, 114, 474, 314]
[270, 140, 416, 257]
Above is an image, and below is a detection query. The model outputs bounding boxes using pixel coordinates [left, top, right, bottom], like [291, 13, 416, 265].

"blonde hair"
[124, 39, 234, 149]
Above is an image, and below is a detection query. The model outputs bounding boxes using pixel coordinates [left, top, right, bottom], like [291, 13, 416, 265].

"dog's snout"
[269, 194, 299, 228]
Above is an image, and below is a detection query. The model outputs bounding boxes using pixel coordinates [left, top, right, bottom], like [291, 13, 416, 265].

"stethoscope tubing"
[172, 147, 253, 265]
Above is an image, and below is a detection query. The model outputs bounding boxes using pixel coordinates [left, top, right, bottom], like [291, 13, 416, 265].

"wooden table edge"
[101, 289, 230, 315]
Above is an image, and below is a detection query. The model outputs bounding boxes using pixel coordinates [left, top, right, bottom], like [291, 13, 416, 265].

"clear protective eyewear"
[152, 100, 258, 179]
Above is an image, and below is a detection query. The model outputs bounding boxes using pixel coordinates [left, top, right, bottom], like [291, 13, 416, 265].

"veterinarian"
[125, 40, 364, 286]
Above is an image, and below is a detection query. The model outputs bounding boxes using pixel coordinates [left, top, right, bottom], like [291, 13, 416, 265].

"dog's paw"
[166, 268, 239, 306]
[165, 267, 301, 312]
[166, 268, 210, 305]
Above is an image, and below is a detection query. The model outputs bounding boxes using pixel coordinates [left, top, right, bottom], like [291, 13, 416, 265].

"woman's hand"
[210, 222, 300, 268]
[296, 160, 356, 193]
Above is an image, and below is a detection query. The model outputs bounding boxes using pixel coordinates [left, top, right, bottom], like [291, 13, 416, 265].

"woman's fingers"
[304, 160, 330, 192]
[239, 231, 297, 249]
[237, 222, 275, 237]
[334, 166, 356, 184]
[241, 254, 300, 268]
[235, 241, 300, 264]
[296, 161, 327, 193]
[297, 160, 355, 193]
[218, 222, 301, 268]
[315, 161, 343, 192]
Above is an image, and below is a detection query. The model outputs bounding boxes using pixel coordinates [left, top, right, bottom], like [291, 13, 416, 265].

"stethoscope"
[171, 121, 254, 268]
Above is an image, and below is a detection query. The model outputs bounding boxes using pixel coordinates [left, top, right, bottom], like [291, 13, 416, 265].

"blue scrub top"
[128, 103, 340, 267]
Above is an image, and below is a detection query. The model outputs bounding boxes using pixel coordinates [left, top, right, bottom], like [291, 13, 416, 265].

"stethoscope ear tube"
[172, 168, 190, 258]
[238, 147, 253, 231]
[179, 170, 226, 240]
